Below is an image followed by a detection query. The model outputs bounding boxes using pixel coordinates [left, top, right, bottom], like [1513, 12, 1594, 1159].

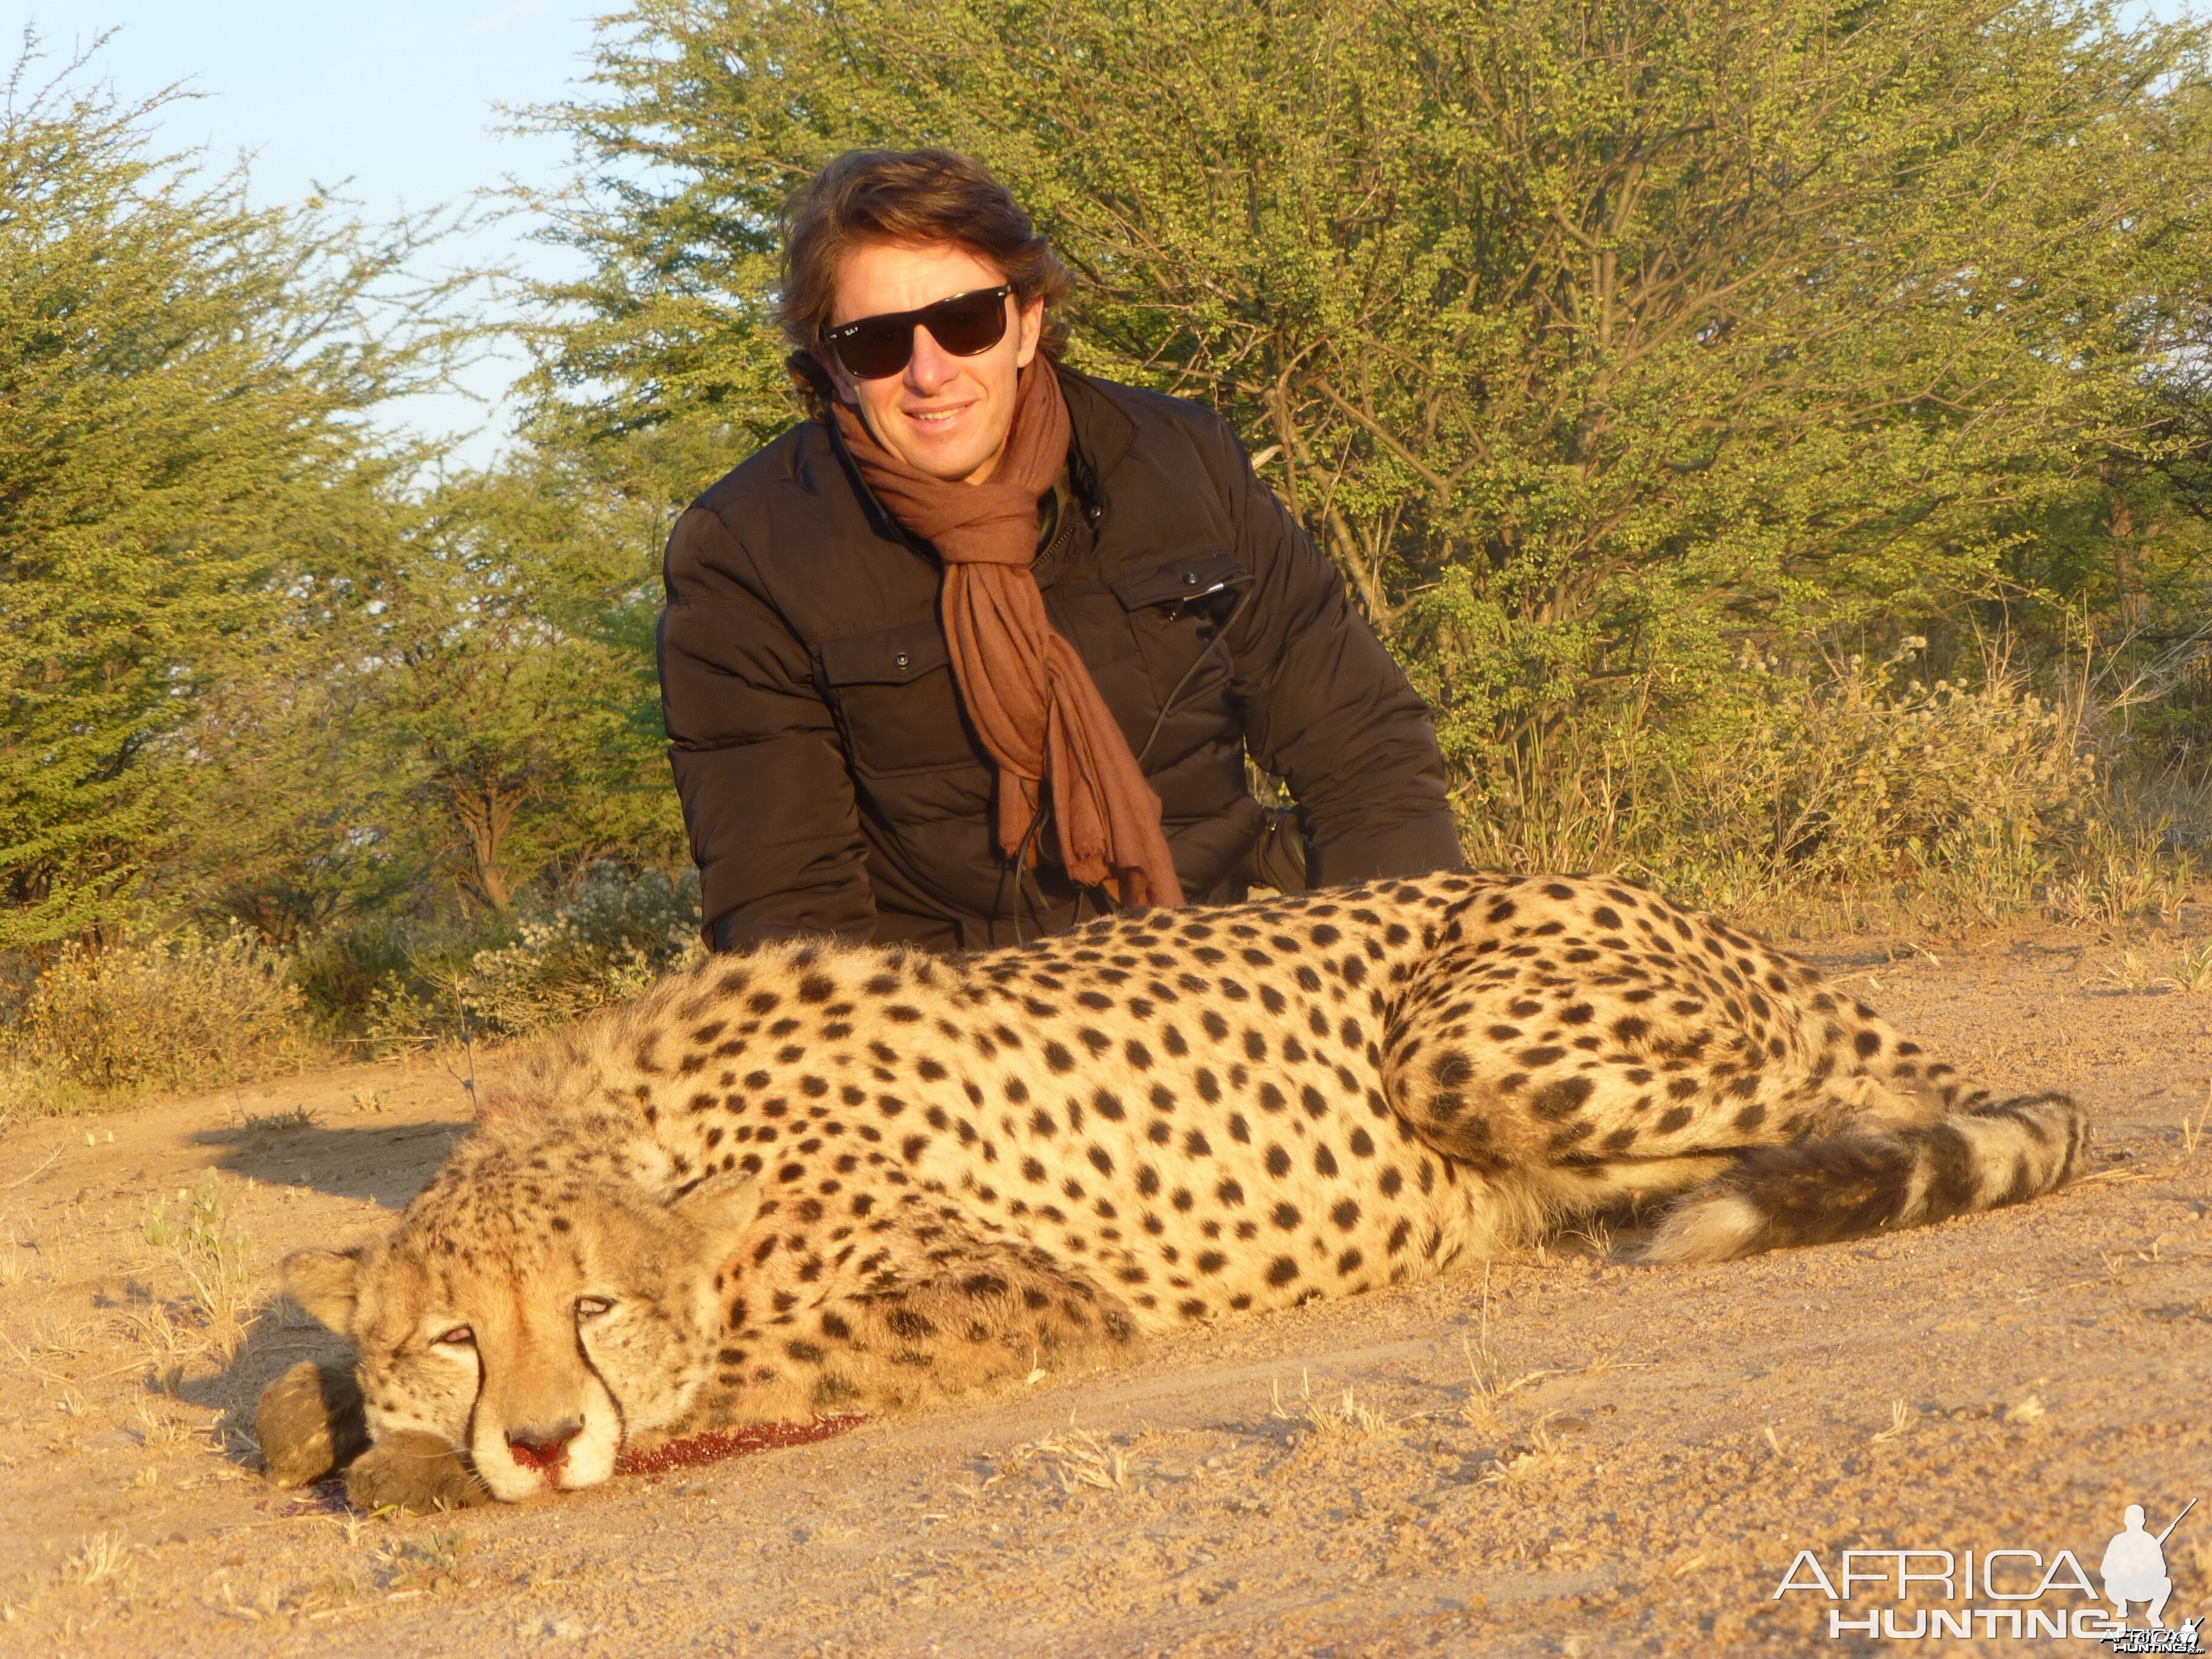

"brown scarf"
[834, 363, 1184, 910]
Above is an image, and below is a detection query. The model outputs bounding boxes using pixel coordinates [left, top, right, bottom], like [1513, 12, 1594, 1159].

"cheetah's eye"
[575, 1296, 614, 1319]
[434, 1326, 475, 1347]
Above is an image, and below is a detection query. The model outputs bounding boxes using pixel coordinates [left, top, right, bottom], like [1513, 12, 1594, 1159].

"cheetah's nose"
[506, 1419, 583, 1473]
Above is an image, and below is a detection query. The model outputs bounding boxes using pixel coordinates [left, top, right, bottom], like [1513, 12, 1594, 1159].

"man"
[658, 148, 1462, 952]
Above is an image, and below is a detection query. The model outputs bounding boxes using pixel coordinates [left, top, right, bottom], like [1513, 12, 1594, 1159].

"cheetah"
[272, 871, 2087, 1507]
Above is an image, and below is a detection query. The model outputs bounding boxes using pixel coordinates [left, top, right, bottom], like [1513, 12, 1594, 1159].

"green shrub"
[18, 926, 315, 1095]
[442, 867, 704, 1038]
[0, 1057, 42, 1131]
[1432, 642, 2142, 926]
[332, 867, 705, 1051]
[291, 910, 518, 1036]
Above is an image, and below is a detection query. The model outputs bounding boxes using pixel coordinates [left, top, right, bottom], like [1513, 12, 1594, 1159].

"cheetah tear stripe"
[275, 872, 2090, 1506]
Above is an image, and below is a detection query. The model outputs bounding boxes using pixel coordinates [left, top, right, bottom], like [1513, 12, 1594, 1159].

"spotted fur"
[280, 872, 2088, 1504]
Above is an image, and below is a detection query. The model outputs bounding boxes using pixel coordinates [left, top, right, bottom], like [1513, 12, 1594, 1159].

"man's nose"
[904, 324, 957, 394]
[506, 1418, 583, 1472]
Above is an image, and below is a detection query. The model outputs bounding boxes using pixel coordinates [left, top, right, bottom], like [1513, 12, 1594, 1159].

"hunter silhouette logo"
[2103, 1501, 2192, 1629]
[2099, 1501, 2201, 1655]
[1773, 1499, 2202, 1646]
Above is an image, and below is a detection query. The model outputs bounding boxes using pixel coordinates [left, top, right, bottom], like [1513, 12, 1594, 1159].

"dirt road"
[3, 921, 2209, 1657]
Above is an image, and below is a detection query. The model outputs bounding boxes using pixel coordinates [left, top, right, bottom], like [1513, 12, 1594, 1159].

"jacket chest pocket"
[816, 620, 982, 778]
[1110, 553, 1253, 711]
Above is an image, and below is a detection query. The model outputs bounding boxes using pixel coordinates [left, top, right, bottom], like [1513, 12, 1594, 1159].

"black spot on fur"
[1532, 1076, 1594, 1121]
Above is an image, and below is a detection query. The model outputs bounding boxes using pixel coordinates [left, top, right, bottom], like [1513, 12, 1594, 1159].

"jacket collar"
[818, 408, 919, 550]
[1053, 364, 1138, 514]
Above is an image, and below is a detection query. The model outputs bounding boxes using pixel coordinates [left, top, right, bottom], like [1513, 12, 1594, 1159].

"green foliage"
[333, 866, 704, 1050]
[518, 0, 2212, 910]
[437, 865, 705, 1037]
[10, 5, 2212, 1070]
[360, 457, 686, 911]
[1426, 640, 2102, 917]
[0, 45, 442, 951]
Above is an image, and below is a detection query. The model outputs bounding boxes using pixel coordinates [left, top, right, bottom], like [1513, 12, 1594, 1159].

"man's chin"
[905, 444, 999, 484]
[883, 412, 1007, 483]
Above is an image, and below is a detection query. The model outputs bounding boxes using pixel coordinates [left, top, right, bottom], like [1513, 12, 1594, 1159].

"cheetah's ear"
[284, 1247, 364, 1335]
[673, 1171, 762, 1242]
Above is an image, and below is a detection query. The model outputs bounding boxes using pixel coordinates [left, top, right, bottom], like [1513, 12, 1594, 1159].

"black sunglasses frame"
[822, 285, 1017, 380]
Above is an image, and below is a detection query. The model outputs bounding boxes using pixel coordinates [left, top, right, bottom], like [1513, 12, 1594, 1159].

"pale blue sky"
[15, 0, 608, 466]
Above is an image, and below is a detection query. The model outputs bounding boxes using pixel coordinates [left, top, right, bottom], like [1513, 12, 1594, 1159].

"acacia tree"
[363, 457, 684, 913]
[0, 45, 439, 951]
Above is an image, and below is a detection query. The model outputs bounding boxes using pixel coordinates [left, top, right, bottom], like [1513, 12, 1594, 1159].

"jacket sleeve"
[658, 502, 877, 948]
[1212, 423, 1466, 884]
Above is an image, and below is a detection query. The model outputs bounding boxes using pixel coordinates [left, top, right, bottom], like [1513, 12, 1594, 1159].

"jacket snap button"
[893, 652, 910, 670]
[1182, 572, 1199, 585]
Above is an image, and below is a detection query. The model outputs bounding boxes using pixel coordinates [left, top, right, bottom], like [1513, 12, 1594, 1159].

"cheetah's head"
[283, 1161, 759, 1501]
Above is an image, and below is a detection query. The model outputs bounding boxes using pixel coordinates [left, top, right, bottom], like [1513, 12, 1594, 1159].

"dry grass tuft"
[1563, 1215, 1617, 1258]
[1272, 1370, 1395, 1442]
[1460, 1265, 1509, 1403]
[2047, 817, 2191, 930]
[129, 1398, 196, 1453]
[2105, 942, 2212, 996]
[2159, 942, 2212, 994]
[1478, 1412, 1569, 1486]
[0, 1221, 34, 1289]
[2105, 951, 2162, 994]
[61, 1531, 139, 1588]
[1005, 1426, 1130, 1493]
[0, 1059, 46, 1131]
[141, 1174, 257, 1352]
[235, 1103, 318, 1133]
[2183, 1091, 2210, 1159]
[1456, 1267, 1559, 1414]
[1871, 1398, 1915, 1443]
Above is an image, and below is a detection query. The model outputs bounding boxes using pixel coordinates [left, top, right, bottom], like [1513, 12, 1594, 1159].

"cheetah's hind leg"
[1378, 888, 2091, 1264]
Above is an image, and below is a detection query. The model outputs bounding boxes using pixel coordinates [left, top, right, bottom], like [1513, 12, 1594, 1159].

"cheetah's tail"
[1642, 1093, 2090, 1264]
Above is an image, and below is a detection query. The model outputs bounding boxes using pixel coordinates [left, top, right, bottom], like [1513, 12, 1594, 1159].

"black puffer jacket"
[658, 366, 1463, 951]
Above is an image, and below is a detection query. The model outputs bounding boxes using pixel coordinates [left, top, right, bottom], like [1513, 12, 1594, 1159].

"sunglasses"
[822, 284, 1015, 380]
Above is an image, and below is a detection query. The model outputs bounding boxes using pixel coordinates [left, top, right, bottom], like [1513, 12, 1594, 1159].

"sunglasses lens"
[922, 292, 1010, 357]
[833, 319, 912, 380]
[829, 288, 1011, 379]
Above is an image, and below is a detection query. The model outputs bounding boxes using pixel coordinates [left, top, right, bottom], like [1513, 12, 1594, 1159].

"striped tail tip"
[1644, 1093, 2090, 1265]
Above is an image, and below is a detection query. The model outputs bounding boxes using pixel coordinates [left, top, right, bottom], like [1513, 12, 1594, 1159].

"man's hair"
[778, 149, 1073, 397]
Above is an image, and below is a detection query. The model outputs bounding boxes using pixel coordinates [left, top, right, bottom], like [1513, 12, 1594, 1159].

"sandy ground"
[3, 919, 2211, 1658]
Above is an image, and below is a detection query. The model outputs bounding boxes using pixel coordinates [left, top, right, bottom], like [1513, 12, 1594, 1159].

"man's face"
[822, 240, 1045, 486]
